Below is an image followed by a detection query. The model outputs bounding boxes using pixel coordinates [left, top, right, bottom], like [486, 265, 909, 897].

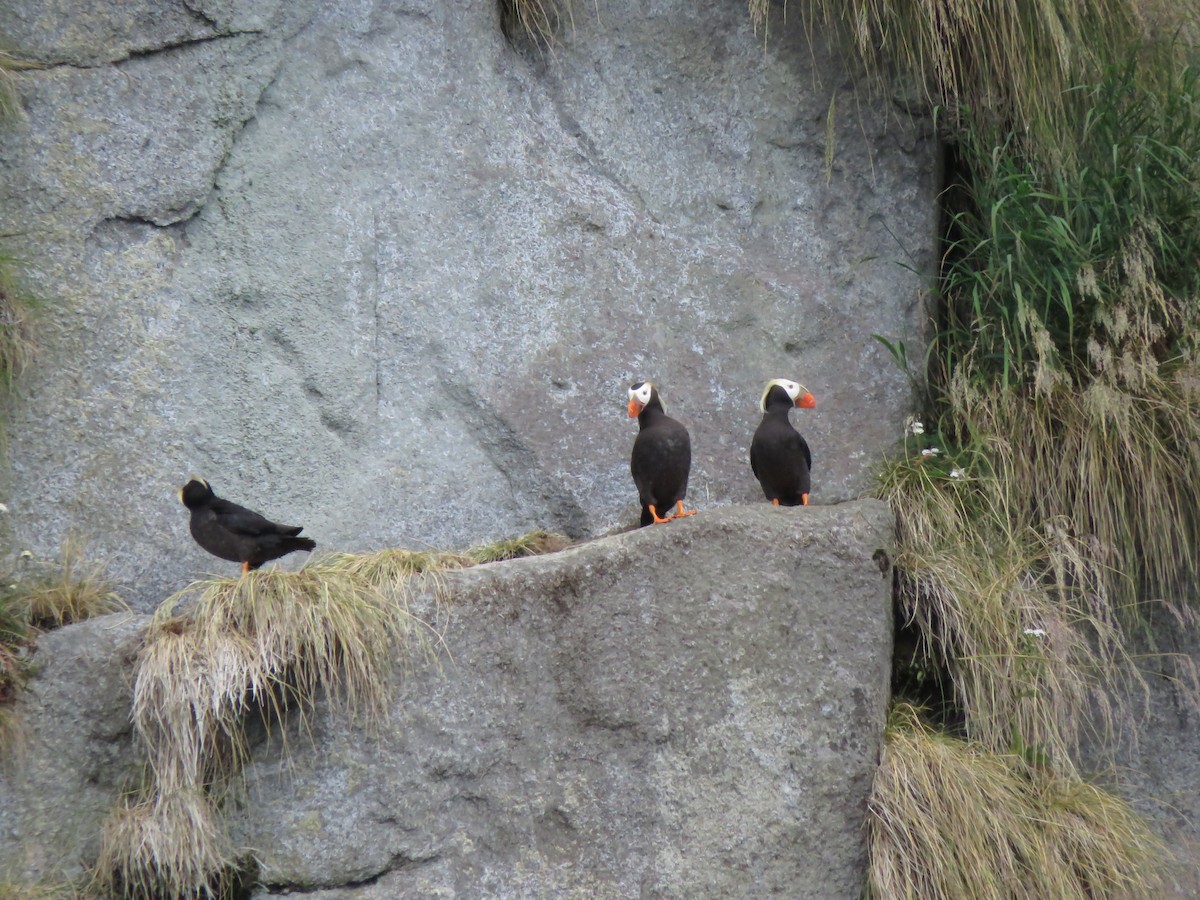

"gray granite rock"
[0, 501, 893, 897]
[0, 611, 148, 880]
[233, 501, 893, 897]
[0, 0, 935, 612]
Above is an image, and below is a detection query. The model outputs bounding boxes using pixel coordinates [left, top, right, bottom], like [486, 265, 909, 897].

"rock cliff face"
[0, 501, 894, 897]
[0, 0, 937, 610]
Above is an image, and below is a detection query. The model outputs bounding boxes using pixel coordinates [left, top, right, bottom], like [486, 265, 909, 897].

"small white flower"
[906, 417, 925, 436]
[949, 467, 964, 479]
[1023, 628, 1047, 637]
[0, 502, 8, 513]
[19, 549, 33, 559]
[920, 447, 941, 458]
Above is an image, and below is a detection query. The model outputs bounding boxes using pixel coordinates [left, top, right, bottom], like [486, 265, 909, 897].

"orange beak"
[628, 398, 642, 418]
[797, 392, 817, 409]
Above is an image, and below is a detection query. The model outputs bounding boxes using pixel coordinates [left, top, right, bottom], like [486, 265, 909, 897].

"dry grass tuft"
[103, 531, 592, 892]
[135, 567, 422, 794]
[93, 790, 234, 900]
[499, 0, 574, 49]
[0, 246, 37, 392]
[105, 551, 462, 896]
[15, 542, 127, 630]
[0, 586, 30, 757]
[0, 704, 22, 763]
[868, 705, 1169, 899]
[0, 878, 88, 900]
[877, 440, 1148, 767]
[0, 545, 123, 758]
[750, 0, 1192, 165]
[319, 546, 471, 587]
[0, 50, 39, 122]
[0, 593, 28, 701]
[466, 529, 572, 563]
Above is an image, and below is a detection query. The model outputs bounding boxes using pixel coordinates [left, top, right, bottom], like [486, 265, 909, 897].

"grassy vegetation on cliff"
[939, 61, 1200, 609]
[877, 441, 1144, 767]
[499, 0, 573, 47]
[0, 245, 36, 398]
[96, 563, 434, 898]
[747, 0, 1200, 895]
[0, 879, 88, 900]
[753, 0, 1195, 163]
[97, 531, 565, 898]
[0, 590, 29, 751]
[0, 50, 34, 121]
[867, 705, 1169, 900]
[886, 54, 1200, 768]
[0, 547, 125, 755]
[0, 51, 38, 402]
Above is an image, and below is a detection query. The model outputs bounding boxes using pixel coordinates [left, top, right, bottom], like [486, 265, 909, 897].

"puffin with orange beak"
[750, 379, 817, 506]
[627, 381, 697, 527]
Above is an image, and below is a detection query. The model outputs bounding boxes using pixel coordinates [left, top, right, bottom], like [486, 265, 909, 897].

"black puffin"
[750, 379, 817, 506]
[627, 381, 697, 527]
[178, 477, 316, 573]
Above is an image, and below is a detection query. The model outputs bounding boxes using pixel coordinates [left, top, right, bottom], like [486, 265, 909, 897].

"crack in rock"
[262, 851, 442, 895]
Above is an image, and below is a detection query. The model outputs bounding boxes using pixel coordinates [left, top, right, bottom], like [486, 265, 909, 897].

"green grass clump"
[868, 705, 1169, 900]
[938, 61, 1200, 611]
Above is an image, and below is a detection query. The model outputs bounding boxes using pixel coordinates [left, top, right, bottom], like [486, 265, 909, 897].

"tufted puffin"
[179, 477, 316, 573]
[750, 379, 817, 506]
[628, 381, 697, 527]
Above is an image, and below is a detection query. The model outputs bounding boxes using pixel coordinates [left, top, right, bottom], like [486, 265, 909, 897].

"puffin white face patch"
[760, 378, 805, 411]
[629, 382, 654, 409]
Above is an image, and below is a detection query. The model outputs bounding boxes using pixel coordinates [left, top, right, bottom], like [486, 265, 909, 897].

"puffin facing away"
[628, 382, 697, 527]
[179, 477, 316, 573]
[750, 379, 817, 506]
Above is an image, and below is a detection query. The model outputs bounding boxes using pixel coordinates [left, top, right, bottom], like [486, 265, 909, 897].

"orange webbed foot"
[649, 504, 674, 524]
[241, 561, 251, 575]
[801, 493, 809, 506]
[672, 500, 696, 519]
[771, 498, 781, 506]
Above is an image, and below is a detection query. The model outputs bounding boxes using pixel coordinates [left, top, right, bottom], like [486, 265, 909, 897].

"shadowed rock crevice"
[261, 852, 443, 894]
[437, 376, 591, 539]
[118, 30, 268, 65]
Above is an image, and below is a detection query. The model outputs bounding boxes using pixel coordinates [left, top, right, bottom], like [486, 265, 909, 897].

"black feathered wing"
[209, 497, 304, 537]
